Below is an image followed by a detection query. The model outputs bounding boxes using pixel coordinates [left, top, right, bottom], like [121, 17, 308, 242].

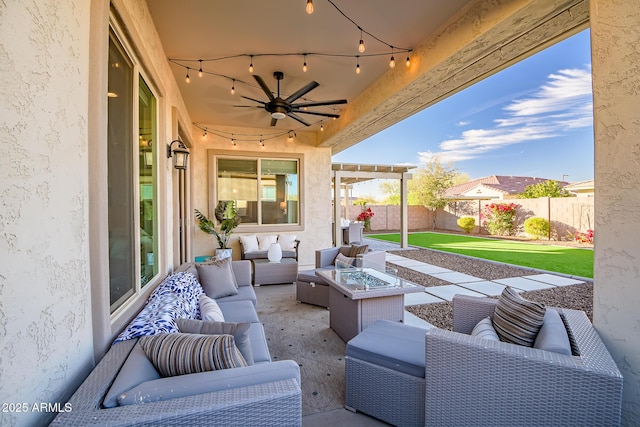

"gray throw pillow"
[493, 287, 546, 347]
[176, 318, 254, 365]
[196, 258, 239, 299]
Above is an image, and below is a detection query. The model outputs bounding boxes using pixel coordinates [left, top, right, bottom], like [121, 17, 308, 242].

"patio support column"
[591, 0, 640, 423]
[400, 172, 410, 248]
[333, 171, 343, 246]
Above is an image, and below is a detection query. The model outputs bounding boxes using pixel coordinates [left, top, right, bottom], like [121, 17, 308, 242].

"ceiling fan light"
[271, 111, 286, 120]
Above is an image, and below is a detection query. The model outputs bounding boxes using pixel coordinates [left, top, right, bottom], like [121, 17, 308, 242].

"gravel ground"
[389, 248, 594, 330]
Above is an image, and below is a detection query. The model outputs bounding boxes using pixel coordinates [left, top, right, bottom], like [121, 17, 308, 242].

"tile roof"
[445, 175, 568, 197]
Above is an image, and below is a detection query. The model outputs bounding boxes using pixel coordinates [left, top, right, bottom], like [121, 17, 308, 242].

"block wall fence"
[346, 197, 594, 239]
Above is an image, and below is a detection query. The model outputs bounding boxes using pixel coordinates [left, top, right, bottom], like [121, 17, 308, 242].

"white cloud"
[457, 121, 470, 126]
[419, 67, 593, 165]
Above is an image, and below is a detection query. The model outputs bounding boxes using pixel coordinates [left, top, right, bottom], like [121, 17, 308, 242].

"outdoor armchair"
[346, 294, 623, 427]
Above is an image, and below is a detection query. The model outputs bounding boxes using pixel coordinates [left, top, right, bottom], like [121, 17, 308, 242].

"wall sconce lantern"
[167, 139, 190, 170]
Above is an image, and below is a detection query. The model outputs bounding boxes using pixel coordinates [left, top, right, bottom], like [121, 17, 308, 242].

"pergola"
[332, 162, 415, 248]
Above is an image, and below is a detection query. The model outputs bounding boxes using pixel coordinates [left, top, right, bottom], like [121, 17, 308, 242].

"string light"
[355, 56, 361, 74]
[259, 136, 265, 147]
[185, 68, 191, 83]
[389, 47, 395, 68]
[231, 79, 235, 94]
[405, 55, 411, 68]
[231, 137, 236, 147]
[202, 129, 207, 139]
[358, 29, 365, 53]
[303, 55, 308, 72]
[306, 0, 314, 14]
[287, 131, 296, 142]
[248, 55, 254, 73]
[320, 121, 324, 132]
[198, 60, 203, 78]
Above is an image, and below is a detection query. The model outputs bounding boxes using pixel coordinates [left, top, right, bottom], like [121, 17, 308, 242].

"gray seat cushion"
[117, 360, 301, 406]
[218, 300, 260, 323]
[346, 320, 429, 378]
[249, 322, 271, 363]
[215, 285, 257, 306]
[244, 250, 296, 260]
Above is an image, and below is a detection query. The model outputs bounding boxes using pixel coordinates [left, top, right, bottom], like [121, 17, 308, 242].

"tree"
[412, 157, 459, 229]
[518, 180, 573, 198]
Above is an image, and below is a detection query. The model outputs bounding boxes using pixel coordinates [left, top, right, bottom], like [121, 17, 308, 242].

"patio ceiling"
[332, 162, 416, 185]
[146, 0, 589, 153]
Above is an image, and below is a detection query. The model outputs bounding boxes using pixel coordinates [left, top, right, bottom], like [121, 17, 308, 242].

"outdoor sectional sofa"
[52, 260, 302, 426]
[345, 294, 623, 427]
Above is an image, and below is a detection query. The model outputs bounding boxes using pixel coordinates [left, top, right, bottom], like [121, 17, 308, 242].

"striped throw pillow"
[348, 244, 368, 257]
[492, 287, 546, 347]
[139, 333, 247, 377]
[471, 317, 500, 341]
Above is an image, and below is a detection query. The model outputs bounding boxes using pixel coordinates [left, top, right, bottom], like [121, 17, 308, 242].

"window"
[214, 154, 301, 227]
[107, 30, 159, 313]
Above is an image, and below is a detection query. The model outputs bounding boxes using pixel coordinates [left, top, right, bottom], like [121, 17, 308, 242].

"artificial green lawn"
[368, 232, 594, 278]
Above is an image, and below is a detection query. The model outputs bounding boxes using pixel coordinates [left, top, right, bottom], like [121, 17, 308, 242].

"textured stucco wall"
[191, 127, 332, 270]
[591, 1, 640, 424]
[0, 1, 93, 426]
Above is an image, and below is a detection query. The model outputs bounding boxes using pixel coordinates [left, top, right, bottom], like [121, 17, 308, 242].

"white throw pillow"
[277, 234, 297, 251]
[258, 235, 277, 251]
[199, 294, 225, 322]
[239, 234, 259, 253]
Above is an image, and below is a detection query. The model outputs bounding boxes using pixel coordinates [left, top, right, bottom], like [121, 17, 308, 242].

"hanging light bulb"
[287, 131, 295, 142]
[358, 29, 365, 53]
[405, 56, 411, 68]
[355, 56, 361, 74]
[185, 68, 191, 83]
[231, 79, 235, 95]
[198, 60, 203, 78]
[306, 0, 314, 14]
[202, 129, 207, 139]
[248, 55, 254, 73]
[303, 55, 308, 72]
[231, 138, 236, 147]
[320, 122, 324, 132]
[260, 139, 265, 148]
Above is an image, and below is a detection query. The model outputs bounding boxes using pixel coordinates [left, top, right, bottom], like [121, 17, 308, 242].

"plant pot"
[215, 248, 232, 260]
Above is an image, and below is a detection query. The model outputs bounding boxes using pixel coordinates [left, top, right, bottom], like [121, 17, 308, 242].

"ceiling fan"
[239, 71, 347, 127]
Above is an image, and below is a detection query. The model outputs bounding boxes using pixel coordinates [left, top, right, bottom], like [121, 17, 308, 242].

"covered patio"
[1, 1, 639, 426]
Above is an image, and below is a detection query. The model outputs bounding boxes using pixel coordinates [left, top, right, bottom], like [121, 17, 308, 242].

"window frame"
[108, 22, 163, 317]
[209, 150, 304, 233]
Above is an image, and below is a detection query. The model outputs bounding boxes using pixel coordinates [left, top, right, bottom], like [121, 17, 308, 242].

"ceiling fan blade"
[290, 109, 340, 118]
[285, 81, 319, 103]
[234, 105, 263, 108]
[292, 99, 348, 108]
[287, 112, 311, 127]
[270, 117, 278, 127]
[253, 75, 275, 101]
[241, 95, 266, 105]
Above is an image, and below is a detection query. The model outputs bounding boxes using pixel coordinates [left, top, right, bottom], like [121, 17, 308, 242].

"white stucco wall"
[0, 1, 93, 426]
[190, 127, 333, 270]
[591, 1, 640, 424]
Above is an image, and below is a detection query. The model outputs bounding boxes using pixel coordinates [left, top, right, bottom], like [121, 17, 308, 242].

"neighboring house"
[564, 179, 595, 197]
[445, 175, 569, 200]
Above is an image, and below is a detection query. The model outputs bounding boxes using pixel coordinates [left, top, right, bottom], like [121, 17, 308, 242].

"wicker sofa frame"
[51, 338, 301, 426]
[346, 294, 623, 427]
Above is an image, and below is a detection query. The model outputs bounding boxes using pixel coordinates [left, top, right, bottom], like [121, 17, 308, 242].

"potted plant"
[195, 201, 241, 259]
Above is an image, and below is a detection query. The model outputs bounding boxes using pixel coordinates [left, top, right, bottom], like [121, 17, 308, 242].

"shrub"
[523, 217, 550, 239]
[457, 217, 475, 233]
[482, 202, 518, 236]
[574, 229, 594, 243]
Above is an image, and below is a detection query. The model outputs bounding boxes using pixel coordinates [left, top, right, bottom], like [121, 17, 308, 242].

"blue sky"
[332, 29, 593, 198]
